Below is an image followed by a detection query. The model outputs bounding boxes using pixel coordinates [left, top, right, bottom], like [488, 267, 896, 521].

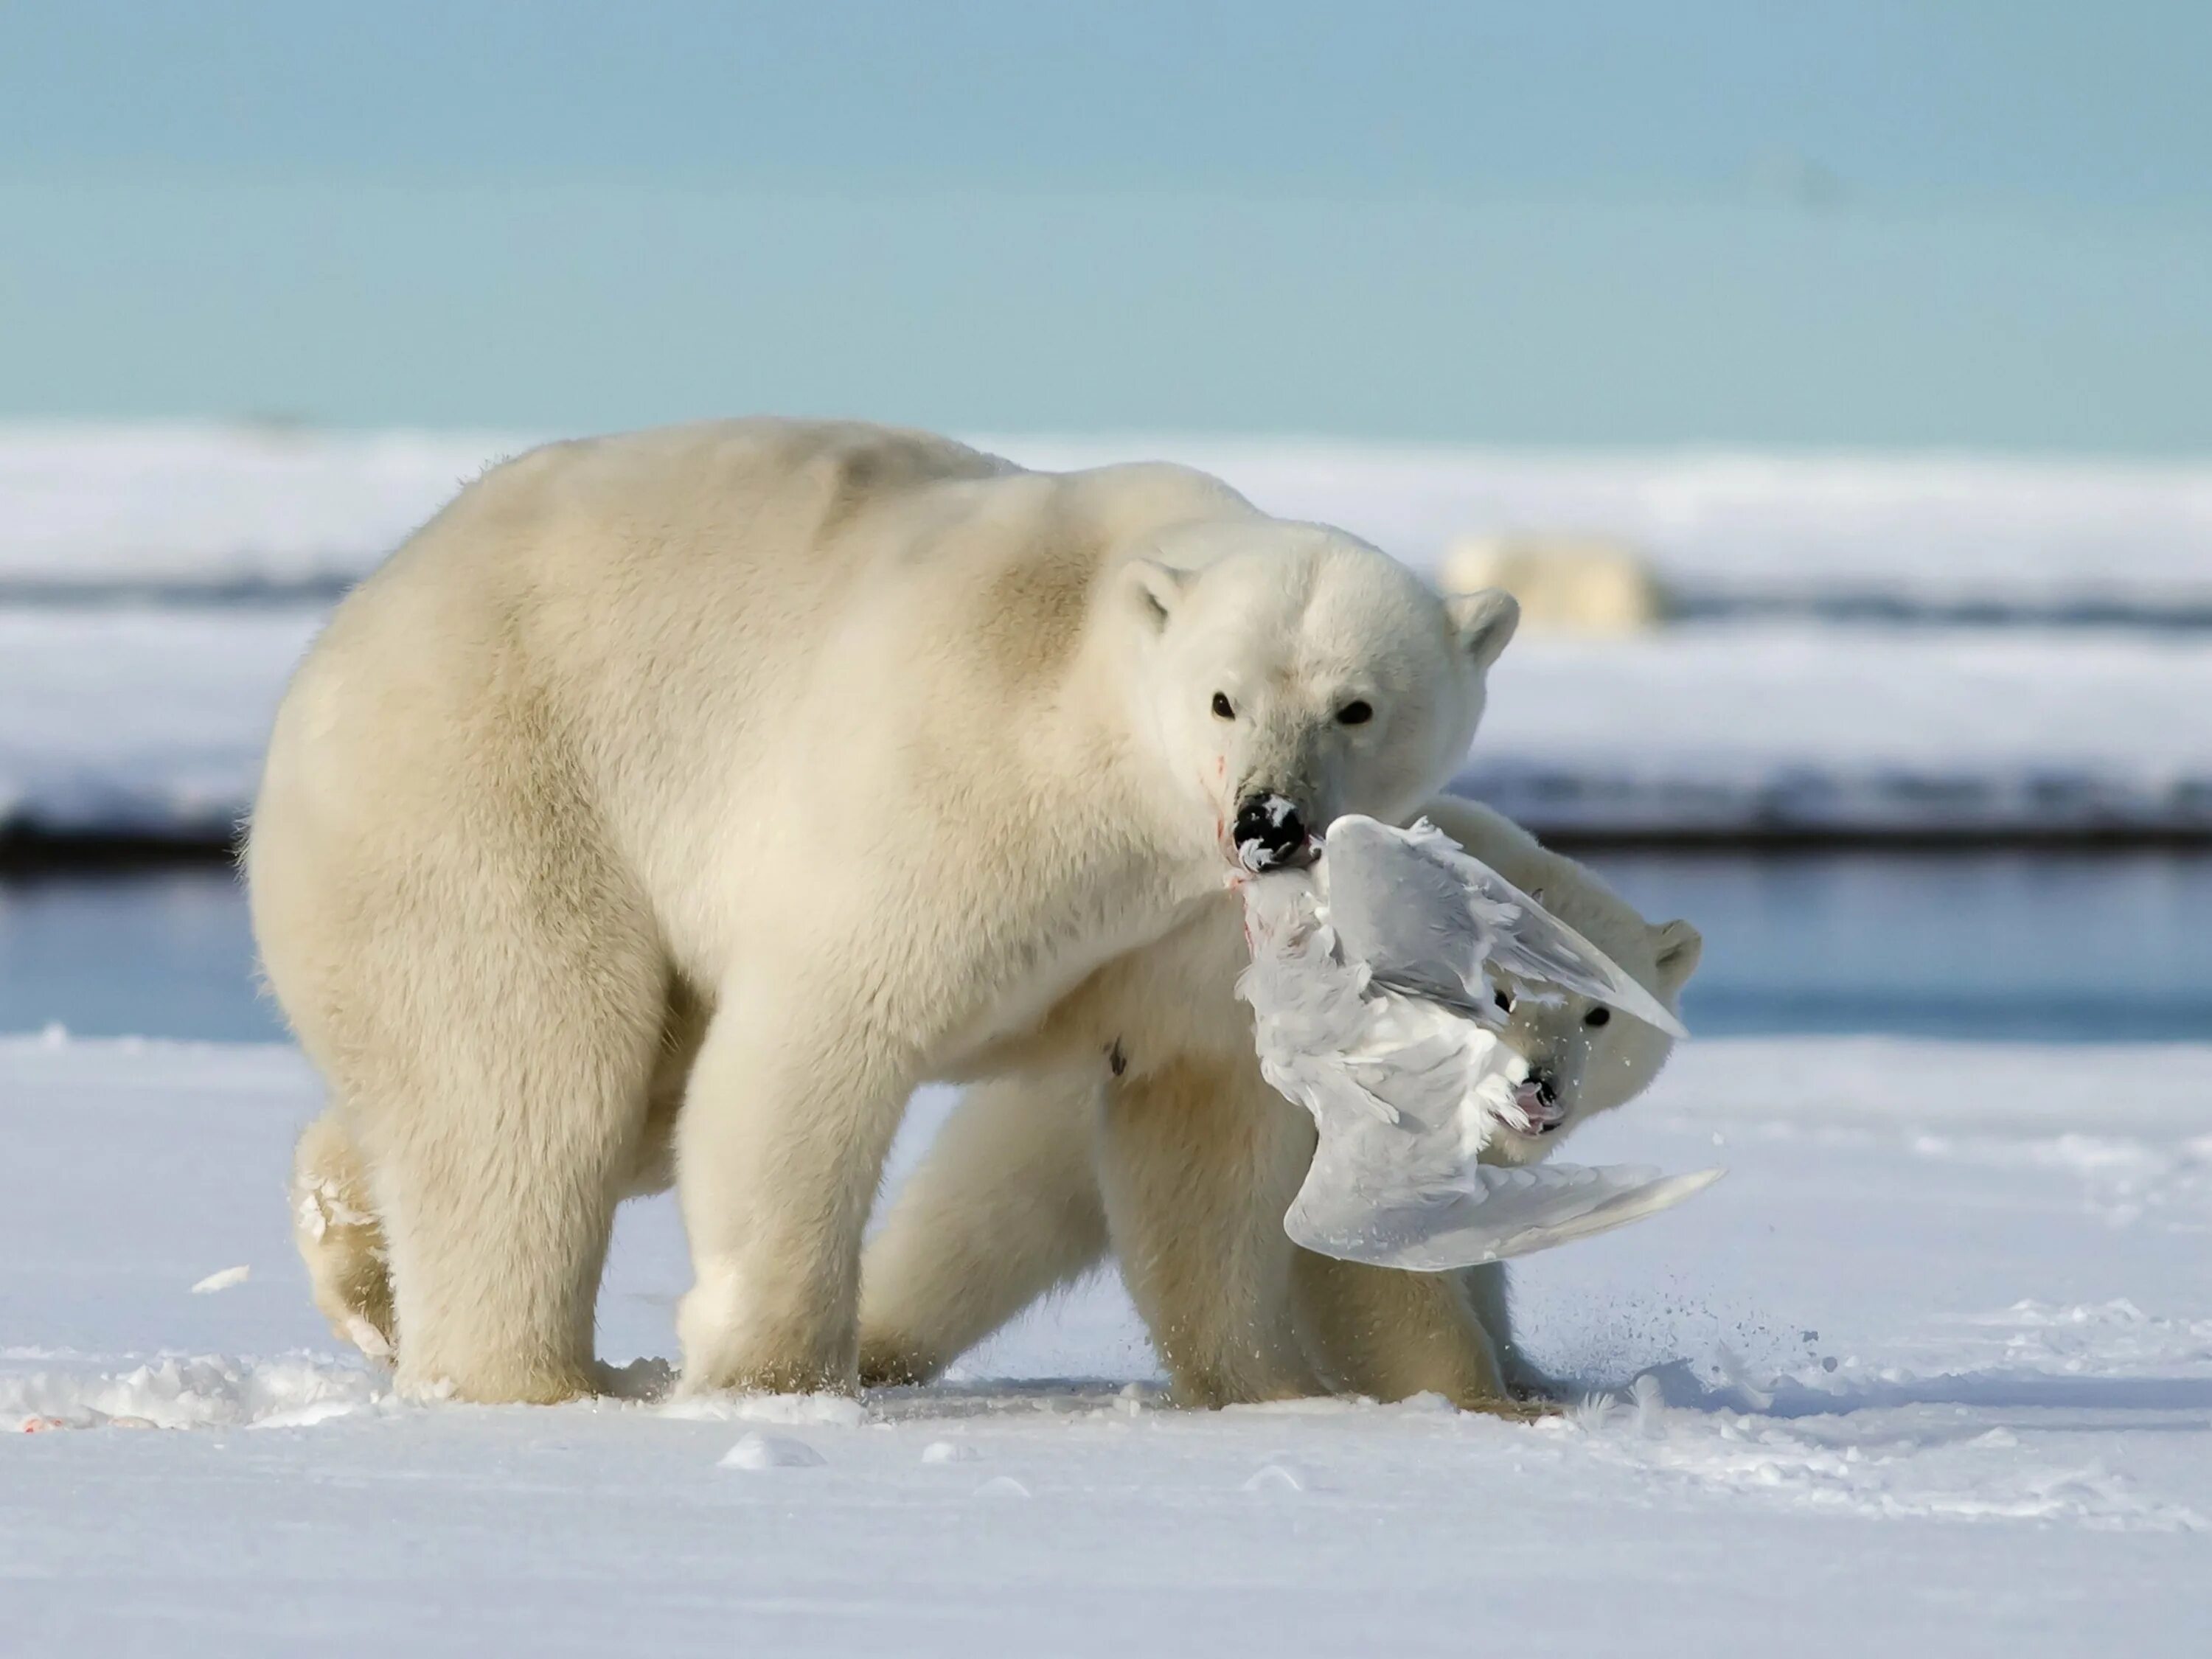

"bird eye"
[1211, 692, 1236, 720]
[1337, 699, 1374, 726]
[1584, 1006, 1612, 1027]
[1493, 988, 1514, 1013]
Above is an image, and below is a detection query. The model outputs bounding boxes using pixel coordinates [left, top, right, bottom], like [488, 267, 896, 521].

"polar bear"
[254, 418, 1520, 1403]
[1439, 535, 1669, 636]
[855, 796, 1700, 1410]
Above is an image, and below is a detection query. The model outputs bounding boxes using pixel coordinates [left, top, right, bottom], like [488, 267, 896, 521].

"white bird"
[1323, 815, 1688, 1041]
[1237, 815, 1720, 1271]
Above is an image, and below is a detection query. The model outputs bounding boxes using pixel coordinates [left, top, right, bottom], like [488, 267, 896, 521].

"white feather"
[1237, 815, 1719, 1270]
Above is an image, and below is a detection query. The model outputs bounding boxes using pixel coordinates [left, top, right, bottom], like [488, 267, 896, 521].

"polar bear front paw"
[678, 1265, 856, 1397]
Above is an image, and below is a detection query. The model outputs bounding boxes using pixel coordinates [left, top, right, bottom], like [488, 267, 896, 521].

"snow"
[7, 423, 2210, 842]
[997, 437, 2212, 620]
[0, 424, 514, 597]
[4, 1032, 2208, 1653]
[10, 423, 2212, 616]
[1464, 620, 2212, 835]
[7, 603, 2210, 841]
[720, 1431, 829, 1470]
[0, 605, 316, 838]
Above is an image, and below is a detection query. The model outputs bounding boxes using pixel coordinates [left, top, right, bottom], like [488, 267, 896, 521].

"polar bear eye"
[1493, 988, 1513, 1013]
[1211, 692, 1236, 720]
[1584, 1006, 1612, 1028]
[1337, 700, 1374, 726]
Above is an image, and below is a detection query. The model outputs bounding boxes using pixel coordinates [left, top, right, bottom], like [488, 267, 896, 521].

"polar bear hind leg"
[257, 787, 667, 1402]
[362, 907, 662, 1403]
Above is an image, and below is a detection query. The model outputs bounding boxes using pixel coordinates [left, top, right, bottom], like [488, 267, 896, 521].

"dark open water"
[4, 852, 2208, 1044]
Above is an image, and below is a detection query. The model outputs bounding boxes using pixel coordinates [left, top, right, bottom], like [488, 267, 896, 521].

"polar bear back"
[353, 418, 1251, 700]
[261, 420, 1267, 988]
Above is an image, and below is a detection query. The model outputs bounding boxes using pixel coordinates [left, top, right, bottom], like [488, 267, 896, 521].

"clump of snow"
[920, 1439, 979, 1464]
[188, 1265, 251, 1294]
[1242, 1461, 1315, 1494]
[4, 1354, 382, 1433]
[1391, 1391, 1458, 1415]
[719, 1432, 826, 1470]
[294, 1172, 376, 1244]
[341, 1315, 394, 1361]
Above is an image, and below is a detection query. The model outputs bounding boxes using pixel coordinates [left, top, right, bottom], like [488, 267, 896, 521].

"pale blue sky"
[3, 1, 2207, 450]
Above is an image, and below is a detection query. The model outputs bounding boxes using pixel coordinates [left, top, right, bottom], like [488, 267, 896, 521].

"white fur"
[855, 796, 1702, 1411]
[253, 418, 1516, 1402]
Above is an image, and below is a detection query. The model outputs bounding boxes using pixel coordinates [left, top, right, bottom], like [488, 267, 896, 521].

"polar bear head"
[1481, 910, 1701, 1167]
[1413, 799, 1702, 1168]
[1125, 524, 1518, 872]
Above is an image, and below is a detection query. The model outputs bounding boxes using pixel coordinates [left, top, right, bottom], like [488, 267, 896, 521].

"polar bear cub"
[856, 796, 1700, 1409]
[258, 418, 1520, 1402]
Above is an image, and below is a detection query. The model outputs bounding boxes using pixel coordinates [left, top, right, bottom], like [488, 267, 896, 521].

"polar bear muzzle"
[1232, 793, 1315, 871]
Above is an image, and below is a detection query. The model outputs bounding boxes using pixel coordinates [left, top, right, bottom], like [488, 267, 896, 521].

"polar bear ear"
[1651, 919, 1703, 993]
[1126, 558, 1192, 633]
[1445, 588, 1520, 670]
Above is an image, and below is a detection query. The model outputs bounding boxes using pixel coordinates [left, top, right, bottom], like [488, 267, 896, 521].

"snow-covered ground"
[0, 425, 517, 597]
[0, 606, 313, 840]
[5, 1032, 2208, 1654]
[7, 423, 2212, 616]
[1470, 622, 2212, 835]
[1002, 436, 2212, 621]
[7, 605, 2210, 839]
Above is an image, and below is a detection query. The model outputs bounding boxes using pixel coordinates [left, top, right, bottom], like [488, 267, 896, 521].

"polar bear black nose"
[1233, 795, 1314, 870]
[1523, 1071, 1567, 1133]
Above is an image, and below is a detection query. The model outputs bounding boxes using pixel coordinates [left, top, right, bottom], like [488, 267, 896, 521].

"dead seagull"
[1237, 815, 1719, 1273]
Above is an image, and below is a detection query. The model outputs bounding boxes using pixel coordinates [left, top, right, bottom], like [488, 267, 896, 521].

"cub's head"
[1123, 524, 1517, 873]
[1421, 801, 1702, 1167]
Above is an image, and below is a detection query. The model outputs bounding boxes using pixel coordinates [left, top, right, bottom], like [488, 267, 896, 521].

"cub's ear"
[1652, 918, 1703, 993]
[1126, 558, 1192, 632]
[1446, 588, 1520, 670]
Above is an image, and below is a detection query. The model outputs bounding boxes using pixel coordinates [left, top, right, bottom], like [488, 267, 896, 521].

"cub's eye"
[1211, 692, 1236, 720]
[1584, 1006, 1612, 1028]
[1337, 699, 1374, 726]
[1493, 988, 1514, 1013]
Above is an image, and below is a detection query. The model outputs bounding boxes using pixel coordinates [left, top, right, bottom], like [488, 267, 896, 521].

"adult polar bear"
[251, 419, 1519, 1404]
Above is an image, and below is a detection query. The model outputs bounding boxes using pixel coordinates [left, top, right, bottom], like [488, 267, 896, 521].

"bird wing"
[1287, 1161, 1725, 1270]
[1316, 815, 1501, 1014]
[1322, 815, 1689, 1040]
